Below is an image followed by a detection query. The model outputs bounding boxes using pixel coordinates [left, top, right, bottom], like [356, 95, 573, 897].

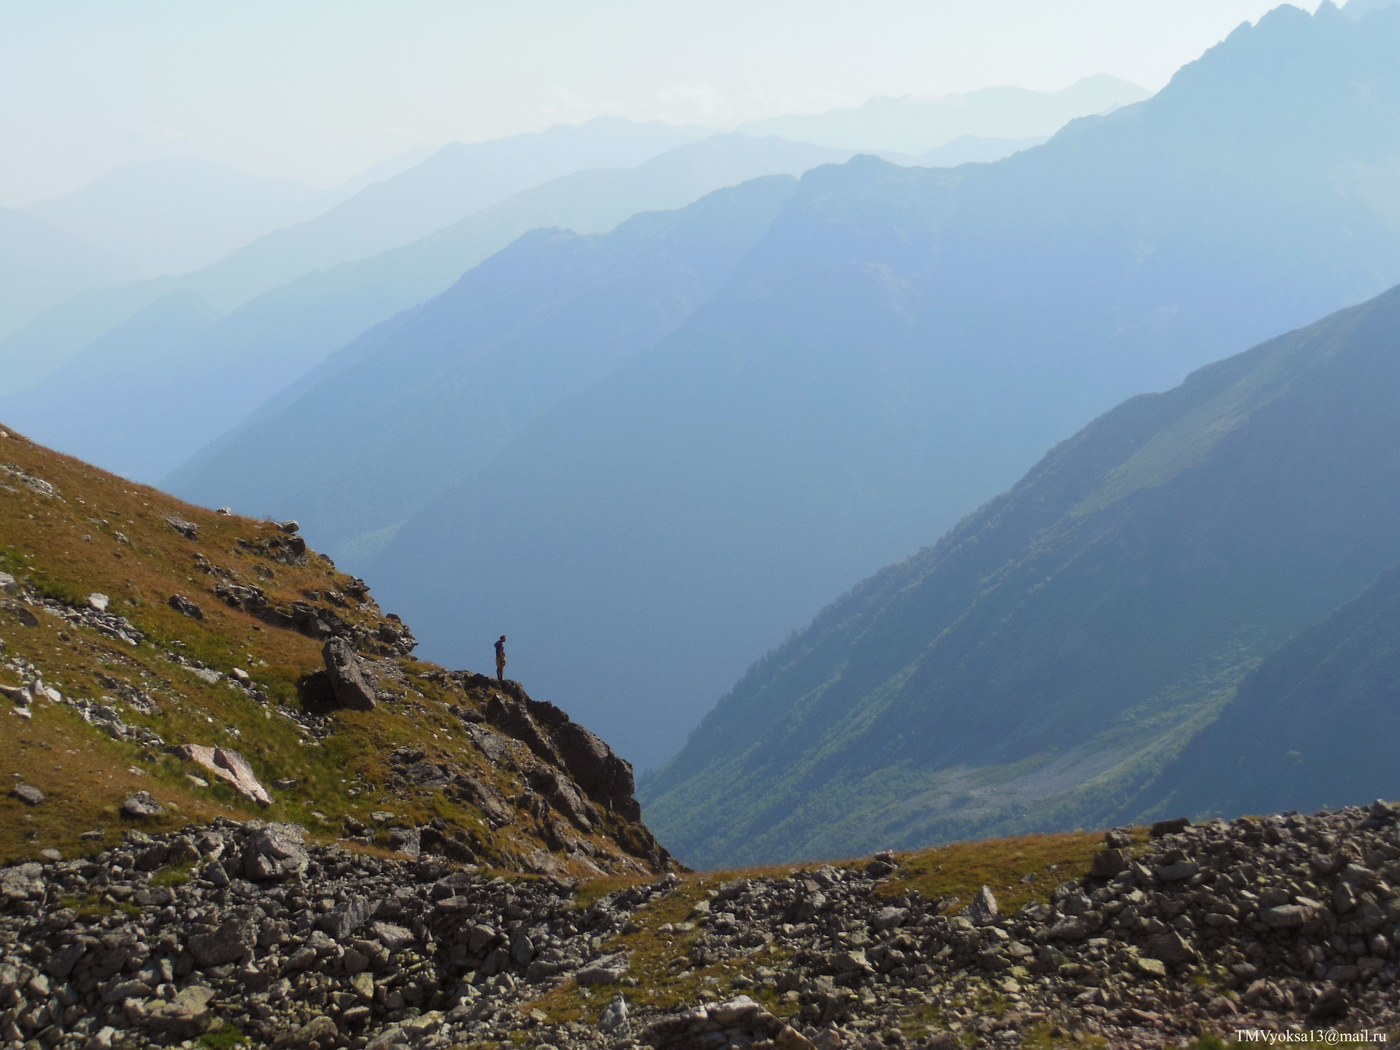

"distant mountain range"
[344, 2, 1400, 771]
[19, 150, 437, 279]
[0, 206, 135, 343]
[2, 134, 848, 483]
[24, 158, 329, 278]
[737, 74, 1149, 154]
[0, 117, 711, 397]
[166, 174, 802, 557]
[641, 280, 1400, 868]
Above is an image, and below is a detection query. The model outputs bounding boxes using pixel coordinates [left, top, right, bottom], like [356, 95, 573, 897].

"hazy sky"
[1, 0, 1319, 205]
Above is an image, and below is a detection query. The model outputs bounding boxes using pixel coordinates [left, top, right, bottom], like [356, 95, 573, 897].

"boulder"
[321, 637, 377, 710]
[962, 884, 999, 924]
[244, 823, 310, 880]
[318, 897, 375, 942]
[1150, 817, 1191, 837]
[11, 784, 43, 806]
[167, 594, 204, 620]
[188, 919, 256, 968]
[1090, 848, 1131, 878]
[641, 996, 814, 1050]
[1147, 931, 1198, 966]
[577, 952, 630, 985]
[120, 791, 162, 819]
[164, 515, 200, 539]
[175, 744, 273, 805]
[144, 984, 215, 1038]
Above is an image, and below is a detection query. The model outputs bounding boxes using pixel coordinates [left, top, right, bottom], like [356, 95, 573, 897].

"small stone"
[1134, 956, 1168, 978]
[598, 992, 629, 1032]
[121, 790, 162, 819]
[164, 515, 200, 540]
[12, 783, 43, 805]
[168, 594, 204, 620]
[1150, 816, 1191, 837]
[87, 592, 109, 612]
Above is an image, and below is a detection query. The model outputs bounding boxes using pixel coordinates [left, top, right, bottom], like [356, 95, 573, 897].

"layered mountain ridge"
[360, 1, 1400, 770]
[641, 273, 1400, 866]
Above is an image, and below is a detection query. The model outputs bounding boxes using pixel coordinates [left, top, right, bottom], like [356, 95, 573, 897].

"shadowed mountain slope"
[165, 174, 802, 559]
[367, 4, 1400, 773]
[640, 283, 1400, 867]
[1142, 559, 1400, 821]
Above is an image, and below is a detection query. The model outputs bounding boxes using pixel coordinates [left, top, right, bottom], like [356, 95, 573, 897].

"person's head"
[499, 635, 507, 642]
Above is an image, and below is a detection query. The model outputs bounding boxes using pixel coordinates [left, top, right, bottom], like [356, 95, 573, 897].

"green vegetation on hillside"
[641, 280, 1400, 868]
[0, 425, 664, 874]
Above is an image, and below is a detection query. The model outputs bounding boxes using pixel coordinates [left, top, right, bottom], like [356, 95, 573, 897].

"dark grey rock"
[168, 594, 204, 620]
[321, 636, 377, 711]
[120, 790, 162, 819]
[244, 822, 310, 880]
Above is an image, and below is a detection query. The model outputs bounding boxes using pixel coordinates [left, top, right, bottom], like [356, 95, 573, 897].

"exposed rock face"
[482, 678, 639, 820]
[320, 637, 377, 711]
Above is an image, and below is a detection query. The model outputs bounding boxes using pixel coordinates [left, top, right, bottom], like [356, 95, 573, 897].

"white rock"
[87, 593, 109, 612]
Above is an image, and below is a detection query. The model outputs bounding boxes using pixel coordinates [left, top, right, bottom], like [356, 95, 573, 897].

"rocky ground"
[5, 802, 1400, 1050]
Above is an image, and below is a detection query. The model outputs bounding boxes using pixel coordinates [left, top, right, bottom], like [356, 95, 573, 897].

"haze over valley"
[7, 0, 1400, 873]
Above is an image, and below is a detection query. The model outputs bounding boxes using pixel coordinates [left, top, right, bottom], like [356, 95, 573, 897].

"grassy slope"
[0, 423, 663, 875]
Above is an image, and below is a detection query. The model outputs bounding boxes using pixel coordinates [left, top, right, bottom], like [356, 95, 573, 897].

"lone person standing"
[494, 635, 507, 682]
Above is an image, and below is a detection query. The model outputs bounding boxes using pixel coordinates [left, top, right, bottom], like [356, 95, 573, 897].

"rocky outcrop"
[480, 678, 639, 820]
[212, 578, 416, 658]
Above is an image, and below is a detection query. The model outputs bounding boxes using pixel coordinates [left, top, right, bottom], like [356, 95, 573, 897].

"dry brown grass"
[0, 425, 656, 874]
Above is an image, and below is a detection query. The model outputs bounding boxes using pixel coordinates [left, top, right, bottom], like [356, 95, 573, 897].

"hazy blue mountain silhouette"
[737, 74, 1148, 154]
[0, 206, 135, 343]
[23, 158, 328, 278]
[642, 283, 1400, 867]
[5, 135, 843, 481]
[165, 176, 801, 560]
[366, 4, 1400, 773]
[0, 117, 710, 396]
